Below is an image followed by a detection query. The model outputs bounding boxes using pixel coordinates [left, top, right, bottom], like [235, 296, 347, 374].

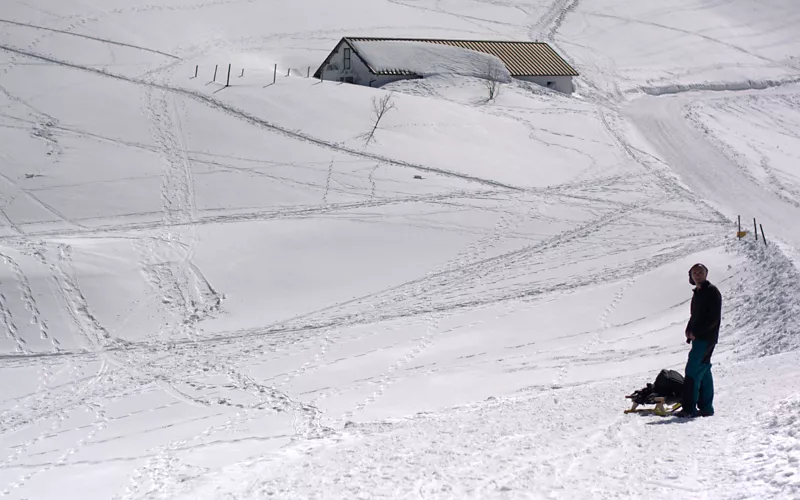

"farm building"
[313, 37, 579, 94]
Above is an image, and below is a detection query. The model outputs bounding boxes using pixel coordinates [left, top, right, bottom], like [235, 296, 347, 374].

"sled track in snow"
[0, 43, 522, 193]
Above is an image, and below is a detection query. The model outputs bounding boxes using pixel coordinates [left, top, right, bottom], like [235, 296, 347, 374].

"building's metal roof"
[344, 37, 578, 77]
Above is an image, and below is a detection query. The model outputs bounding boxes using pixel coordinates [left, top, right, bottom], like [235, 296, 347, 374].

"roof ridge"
[344, 37, 549, 44]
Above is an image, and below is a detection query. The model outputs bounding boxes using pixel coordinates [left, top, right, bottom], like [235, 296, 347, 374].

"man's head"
[689, 263, 708, 286]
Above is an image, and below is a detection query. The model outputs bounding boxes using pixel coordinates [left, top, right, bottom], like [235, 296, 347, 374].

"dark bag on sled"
[628, 369, 684, 405]
[653, 369, 684, 399]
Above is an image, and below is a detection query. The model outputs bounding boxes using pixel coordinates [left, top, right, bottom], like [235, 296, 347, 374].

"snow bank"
[351, 40, 512, 82]
[637, 77, 800, 96]
[726, 236, 800, 357]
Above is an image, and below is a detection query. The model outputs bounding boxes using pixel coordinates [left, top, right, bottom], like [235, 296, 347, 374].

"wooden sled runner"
[624, 395, 682, 416]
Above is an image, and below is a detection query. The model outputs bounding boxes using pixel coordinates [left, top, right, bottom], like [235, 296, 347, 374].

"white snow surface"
[0, 0, 799, 499]
[351, 40, 512, 81]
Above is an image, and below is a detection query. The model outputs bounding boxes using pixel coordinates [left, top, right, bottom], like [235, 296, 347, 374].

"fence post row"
[740, 216, 767, 246]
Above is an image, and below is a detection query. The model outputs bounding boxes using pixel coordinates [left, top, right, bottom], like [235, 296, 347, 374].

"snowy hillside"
[1, 0, 799, 499]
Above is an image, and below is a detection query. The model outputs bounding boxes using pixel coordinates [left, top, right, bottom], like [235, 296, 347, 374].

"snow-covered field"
[1, 0, 799, 498]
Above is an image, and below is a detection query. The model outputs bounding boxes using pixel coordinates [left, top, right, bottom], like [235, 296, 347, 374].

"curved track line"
[0, 18, 179, 59]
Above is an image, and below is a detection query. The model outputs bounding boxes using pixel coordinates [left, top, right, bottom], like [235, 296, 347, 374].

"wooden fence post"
[193, 65, 198, 78]
[760, 224, 767, 245]
[753, 218, 758, 241]
[226, 63, 231, 87]
[273, 64, 277, 84]
[213, 64, 218, 82]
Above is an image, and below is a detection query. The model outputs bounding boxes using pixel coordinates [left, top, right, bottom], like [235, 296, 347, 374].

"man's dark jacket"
[685, 281, 722, 359]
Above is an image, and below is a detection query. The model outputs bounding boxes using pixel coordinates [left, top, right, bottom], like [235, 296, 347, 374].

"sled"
[625, 368, 684, 416]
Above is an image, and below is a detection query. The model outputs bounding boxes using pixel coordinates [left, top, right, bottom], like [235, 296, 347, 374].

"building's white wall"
[320, 42, 375, 85]
[517, 75, 574, 94]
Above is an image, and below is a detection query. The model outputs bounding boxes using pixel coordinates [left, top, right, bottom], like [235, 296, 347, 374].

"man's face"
[691, 266, 707, 285]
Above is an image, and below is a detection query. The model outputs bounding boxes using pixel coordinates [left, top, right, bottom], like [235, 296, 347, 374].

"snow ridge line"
[638, 77, 800, 97]
[0, 43, 522, 192]
[0, 18, 179, 59]
[726, 237, 800, 357]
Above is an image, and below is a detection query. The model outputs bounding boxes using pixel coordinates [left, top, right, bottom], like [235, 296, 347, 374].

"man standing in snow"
[680, 263, 722, 417]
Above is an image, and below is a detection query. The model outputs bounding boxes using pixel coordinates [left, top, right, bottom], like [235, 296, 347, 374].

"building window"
[344, 76, 354, 84]
[344, 48, 351, 70]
